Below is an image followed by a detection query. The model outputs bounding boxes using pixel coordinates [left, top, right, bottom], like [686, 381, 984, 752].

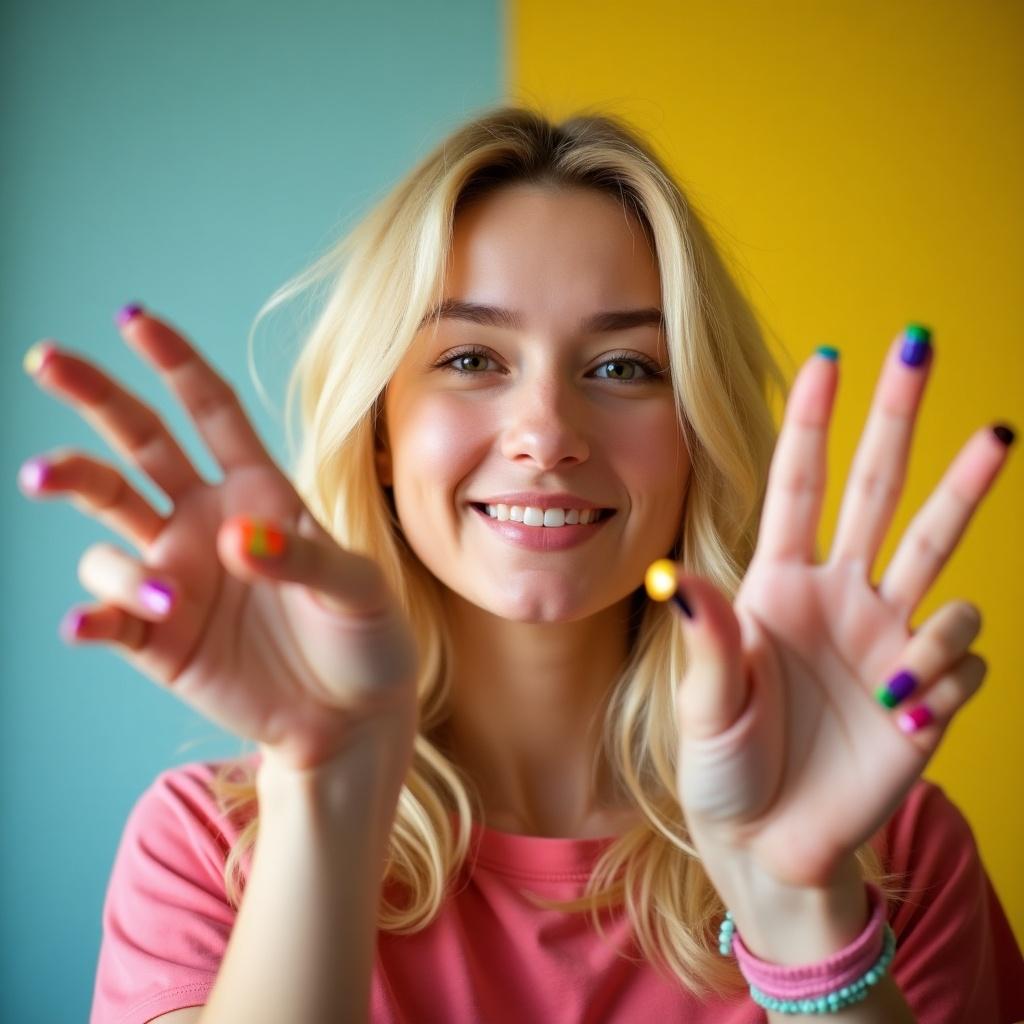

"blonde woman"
[21, 106, 1023, 1023]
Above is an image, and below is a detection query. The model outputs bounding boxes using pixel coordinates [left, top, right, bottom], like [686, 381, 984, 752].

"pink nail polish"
[60, 609, 86, 642]
[18, 457, 50, 493]
[898, 704, 934, 734]
[139, 579, 174, 615]
[115, 303, 145, 328]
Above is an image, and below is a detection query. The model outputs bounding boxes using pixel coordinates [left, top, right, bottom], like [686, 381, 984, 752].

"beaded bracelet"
[718, 882, 898, 1015]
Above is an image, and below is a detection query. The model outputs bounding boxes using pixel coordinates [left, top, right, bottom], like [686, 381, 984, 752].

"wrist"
[718, 855, 871, 966]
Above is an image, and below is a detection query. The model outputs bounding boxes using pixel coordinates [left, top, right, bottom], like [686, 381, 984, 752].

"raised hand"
[661, 328, 1013, 898]
[20, 307, 419, 773]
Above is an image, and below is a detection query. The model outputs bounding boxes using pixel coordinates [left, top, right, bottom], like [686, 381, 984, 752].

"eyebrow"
[419, 299, 664, 334]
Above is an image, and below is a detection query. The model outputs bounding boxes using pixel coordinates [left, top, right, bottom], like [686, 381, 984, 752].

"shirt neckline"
[455, 812, 620, 878]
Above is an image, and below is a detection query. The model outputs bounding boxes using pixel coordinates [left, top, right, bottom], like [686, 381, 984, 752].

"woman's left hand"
[666, 328, 1014, 908]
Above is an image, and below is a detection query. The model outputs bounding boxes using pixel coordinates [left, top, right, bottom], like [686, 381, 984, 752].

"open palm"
[672, 330, 1011, 890]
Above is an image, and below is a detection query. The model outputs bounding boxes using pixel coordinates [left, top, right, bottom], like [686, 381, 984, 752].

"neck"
[431, 591, 637, 838]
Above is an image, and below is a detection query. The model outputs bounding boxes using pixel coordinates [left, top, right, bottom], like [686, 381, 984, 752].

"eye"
[593, 352, 666, 383]
[437, 345, 498, 375]
[436, 345, 667, 384]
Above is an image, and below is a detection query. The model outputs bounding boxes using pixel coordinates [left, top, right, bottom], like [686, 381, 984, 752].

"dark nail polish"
[815, 345, 840, 361]
[992, 423, 1016, 447]
[876, 669, 918, 708]
[899, 324, 932, 367]
[672, 587, 695, 619]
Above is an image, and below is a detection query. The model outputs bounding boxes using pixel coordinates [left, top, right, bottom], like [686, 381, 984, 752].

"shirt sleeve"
[884, 779, 1024, 1023]
[89, 761, 251, 1024]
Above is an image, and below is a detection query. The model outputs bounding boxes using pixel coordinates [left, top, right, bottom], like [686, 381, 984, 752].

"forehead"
[442, 185, 662, 322]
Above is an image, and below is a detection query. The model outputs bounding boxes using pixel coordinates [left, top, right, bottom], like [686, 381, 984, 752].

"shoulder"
[116, 753, 261, 883]
[876, 778, 1024, 1020]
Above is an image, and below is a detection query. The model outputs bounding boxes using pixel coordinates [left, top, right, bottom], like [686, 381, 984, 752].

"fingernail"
[875, 669, 918, 708]
[992, 423, 1016, 447]
[240, 519, 287, 558]
[899, 323, 932, 367]
[23, 341, 56, 376]
[897, 704, 934, 734]
[672, 587, 695, 619]
[18, 457, 50, 493]
[139, 579, 174, 615]
[643, 558, 695, 618]
[815, 345, 840, 361]
[115, 303, 145, 328]
[60, 609, 86, 643]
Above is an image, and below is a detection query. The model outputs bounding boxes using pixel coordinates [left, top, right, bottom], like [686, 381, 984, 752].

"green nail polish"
[815, 345, 840, 361]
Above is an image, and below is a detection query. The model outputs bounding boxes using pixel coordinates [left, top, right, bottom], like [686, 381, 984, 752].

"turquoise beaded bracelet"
[718, 910, 897, 1015]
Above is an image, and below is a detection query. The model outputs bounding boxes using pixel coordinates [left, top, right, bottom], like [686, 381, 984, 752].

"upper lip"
[470, 492, 614, 511]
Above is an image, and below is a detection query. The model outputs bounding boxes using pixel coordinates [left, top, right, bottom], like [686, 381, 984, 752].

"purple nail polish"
[898, 704, 934, 734]
[139, 579, 174, 615]
[880, 669, 918, 708]
[60, 609, 86, 642]
[899, 324, 932, 367]
[992, 423, 1016, 447]
[115, 303, 144, 328]
[18, 457, 50, 493]
[671, 587, 695, 619]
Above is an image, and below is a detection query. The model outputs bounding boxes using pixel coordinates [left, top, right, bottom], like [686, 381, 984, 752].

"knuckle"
[854, 470, 900, 506]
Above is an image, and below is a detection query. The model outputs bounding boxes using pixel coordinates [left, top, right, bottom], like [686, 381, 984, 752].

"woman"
[21, 106, 1023, 1021]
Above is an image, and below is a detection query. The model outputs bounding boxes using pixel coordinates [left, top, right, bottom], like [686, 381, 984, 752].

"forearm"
[723, 858, 916, 1023]
[200, 719, 414, 1024]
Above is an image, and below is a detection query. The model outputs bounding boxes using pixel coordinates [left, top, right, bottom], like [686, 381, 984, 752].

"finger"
[59, 603, 148, 651]
[643, 562, 747, 740]
[873, 599, 983, 710]
[78, 542, 181, 622]
[828, 327, 933, 573]
[883, 652, 987, 748]
[877, 425, 1015, 615]
[23, 341, 204, 500]
[216, 515, 395, 619]
[116, 304, 273, 472]
[752, 348, 838, 564]
[18, 451, 165, 550]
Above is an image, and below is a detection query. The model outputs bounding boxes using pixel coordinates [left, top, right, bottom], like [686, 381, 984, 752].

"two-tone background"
[2, 2, 1021, 1019]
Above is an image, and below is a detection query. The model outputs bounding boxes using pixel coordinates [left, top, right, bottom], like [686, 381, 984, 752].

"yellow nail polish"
[23, 341, 55, 376]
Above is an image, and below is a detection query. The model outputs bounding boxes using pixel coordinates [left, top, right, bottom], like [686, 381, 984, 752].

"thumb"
[217, 515, 394, 619]
[645, 560, 749, 741]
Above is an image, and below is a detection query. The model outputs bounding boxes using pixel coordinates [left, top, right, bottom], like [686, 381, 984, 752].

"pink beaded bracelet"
[719, 882, 897, 1014]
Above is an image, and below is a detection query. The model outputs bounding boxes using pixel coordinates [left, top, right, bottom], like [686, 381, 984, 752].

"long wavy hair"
[208, 103, 907, 1000]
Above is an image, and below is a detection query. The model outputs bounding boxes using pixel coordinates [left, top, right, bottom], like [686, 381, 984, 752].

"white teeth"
[483, 504, 603, 527]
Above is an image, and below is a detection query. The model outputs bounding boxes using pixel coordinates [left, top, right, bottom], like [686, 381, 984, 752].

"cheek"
[392, 397, 482, 496]
[608, 405, 690, 497]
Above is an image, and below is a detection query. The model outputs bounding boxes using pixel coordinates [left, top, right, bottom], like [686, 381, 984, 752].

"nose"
[498, 373, 590, 469]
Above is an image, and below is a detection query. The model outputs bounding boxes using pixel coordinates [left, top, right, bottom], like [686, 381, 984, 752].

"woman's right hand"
[19, 306, 419, 774]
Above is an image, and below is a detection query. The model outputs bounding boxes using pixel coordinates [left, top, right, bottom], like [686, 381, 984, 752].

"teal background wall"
[0, 2, 503, 1019]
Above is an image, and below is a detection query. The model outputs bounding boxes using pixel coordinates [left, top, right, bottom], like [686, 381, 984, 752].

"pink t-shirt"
[90, 755, 1024, 1023]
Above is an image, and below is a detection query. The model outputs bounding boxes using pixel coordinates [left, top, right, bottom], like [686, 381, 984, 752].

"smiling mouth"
[470, 503, 616, 524]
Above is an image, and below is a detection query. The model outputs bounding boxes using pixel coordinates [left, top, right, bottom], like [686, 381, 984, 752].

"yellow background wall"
[508, 0, 1024, 945]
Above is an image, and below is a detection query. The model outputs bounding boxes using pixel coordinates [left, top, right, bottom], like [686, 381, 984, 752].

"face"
[376, 184, 691, 623]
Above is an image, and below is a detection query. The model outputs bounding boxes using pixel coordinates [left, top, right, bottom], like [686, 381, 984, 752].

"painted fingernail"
[643, 558, 694, 618]
[897, 704, 934, 734]
[875, 669, 919, 709]
[18, 457, 50, 493]
[139, 579, 175, 615]
[815, 345, 840, 361]
[23, 341, 56, 376]
[59, 609, 86, 643]
[899, 323, 932, 367]
[992, 423, 1016, 447]
[240, 519, 287, 558]
[115, 303, 145, 328]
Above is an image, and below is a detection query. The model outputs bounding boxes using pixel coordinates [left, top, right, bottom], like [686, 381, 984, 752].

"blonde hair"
[209, 103, 907, 1000]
